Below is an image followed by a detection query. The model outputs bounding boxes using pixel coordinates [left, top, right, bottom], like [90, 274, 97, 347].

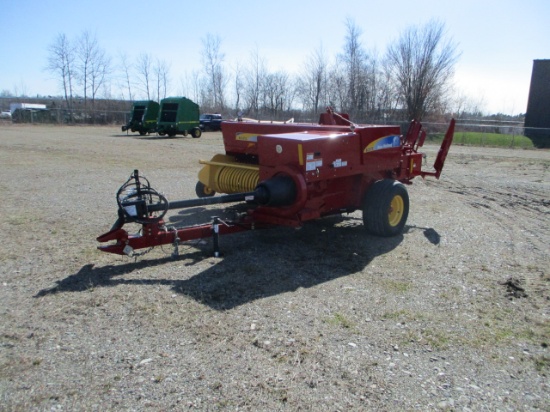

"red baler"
[98, 108, 455, 257]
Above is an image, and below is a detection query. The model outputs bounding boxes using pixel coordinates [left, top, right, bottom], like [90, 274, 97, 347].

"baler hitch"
[97, 170, 296, 257]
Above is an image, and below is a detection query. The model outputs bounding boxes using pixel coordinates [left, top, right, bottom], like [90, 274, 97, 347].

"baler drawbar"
[98, 108, 455, 258]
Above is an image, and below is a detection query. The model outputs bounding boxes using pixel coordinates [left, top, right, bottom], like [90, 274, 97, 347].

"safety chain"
[131, 246, 153, 262]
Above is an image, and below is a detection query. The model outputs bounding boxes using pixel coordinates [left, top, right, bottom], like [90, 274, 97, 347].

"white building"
[10, 103, 47, 114]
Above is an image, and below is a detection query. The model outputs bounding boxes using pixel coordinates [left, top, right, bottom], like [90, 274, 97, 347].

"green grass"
[428, 131, 535, 148]
[325, 312, 356, 329]
[422, 328, 452, 349]
[534, 356, 550, 373]
[382, 280, 411, 293]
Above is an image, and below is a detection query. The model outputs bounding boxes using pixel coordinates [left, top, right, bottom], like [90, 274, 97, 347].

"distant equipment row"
[122, 97, 203, 138]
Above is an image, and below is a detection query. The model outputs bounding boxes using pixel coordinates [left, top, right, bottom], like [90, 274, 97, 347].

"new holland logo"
[364, 135, 401, 153]
[235, 133, 258, 142]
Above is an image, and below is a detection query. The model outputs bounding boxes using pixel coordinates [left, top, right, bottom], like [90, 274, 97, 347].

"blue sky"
[1, 0, 548, 115]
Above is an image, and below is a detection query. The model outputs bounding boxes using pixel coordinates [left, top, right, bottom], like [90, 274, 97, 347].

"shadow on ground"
[35, 216, 440, 310]
[110, 133, 197, 140]
[405, 225, 441, 245]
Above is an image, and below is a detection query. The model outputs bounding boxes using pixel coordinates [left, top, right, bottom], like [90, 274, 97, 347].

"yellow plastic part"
[388, 194, 405, 227]
[198, 154, 259, 194]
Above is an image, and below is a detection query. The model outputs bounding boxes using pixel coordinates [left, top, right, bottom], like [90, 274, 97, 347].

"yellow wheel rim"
[388, 194, 404, 227]
[203, 186, 214, 195]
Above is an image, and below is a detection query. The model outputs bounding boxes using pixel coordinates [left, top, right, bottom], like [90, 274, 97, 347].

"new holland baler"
[97, 108, 455, 257]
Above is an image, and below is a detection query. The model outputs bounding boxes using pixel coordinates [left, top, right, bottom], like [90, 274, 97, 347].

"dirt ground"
[0, 123, 549, 411]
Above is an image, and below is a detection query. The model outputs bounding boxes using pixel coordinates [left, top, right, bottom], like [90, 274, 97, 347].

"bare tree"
[374, 58, 401, 122]
[263, 71, 290, 119]
[75, 31, 95, 107]
[363, 55, 380, 118]
[452, 91, 485, 119]
[281, 76, 297, 115]
[297, 45, 329, 118]
[233, 63, 245, 114]
[326, 61, 347, 113]
[135, 53, 153, 100]
[179, 70, 203, 105]
[88, 47, 110, 106]
[243, 48, 267, 118]
[46, 33, 76, 112]
[385, 20, 459, 120]
[118, 52, 134, 101]
[154, 59, 171, 102]
[339, 19, 369, 119]
[75, 31, 111, 110]
[12, 80, 29, 98]
[201, 33, 227, 111]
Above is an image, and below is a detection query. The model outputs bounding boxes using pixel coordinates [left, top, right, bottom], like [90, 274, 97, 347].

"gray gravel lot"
[0, 123, 549, 411]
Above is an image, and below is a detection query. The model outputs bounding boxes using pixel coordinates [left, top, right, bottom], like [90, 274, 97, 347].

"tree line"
[39, 19, 474, 123]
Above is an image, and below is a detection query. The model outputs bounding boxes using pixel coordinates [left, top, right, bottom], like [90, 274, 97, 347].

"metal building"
[525, 59, 550, 147]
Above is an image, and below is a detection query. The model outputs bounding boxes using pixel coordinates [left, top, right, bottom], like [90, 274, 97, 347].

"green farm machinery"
[156, 97, 202, 138]
[121, 100, 159, 135]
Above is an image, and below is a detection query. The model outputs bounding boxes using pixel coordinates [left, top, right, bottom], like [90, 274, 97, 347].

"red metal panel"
[256, 131, 362, 181]
[221, 121, 360, 158]
[251, 131, 373, 224]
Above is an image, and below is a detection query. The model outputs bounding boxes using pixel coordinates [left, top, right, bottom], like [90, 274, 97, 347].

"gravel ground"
[0, 123, 549, 411]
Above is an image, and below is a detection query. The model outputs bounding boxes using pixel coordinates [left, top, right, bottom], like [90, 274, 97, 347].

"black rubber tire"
[195, 181, 215, 198]
[362, 179, 409, 237]
[192, 127, 202, 138]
